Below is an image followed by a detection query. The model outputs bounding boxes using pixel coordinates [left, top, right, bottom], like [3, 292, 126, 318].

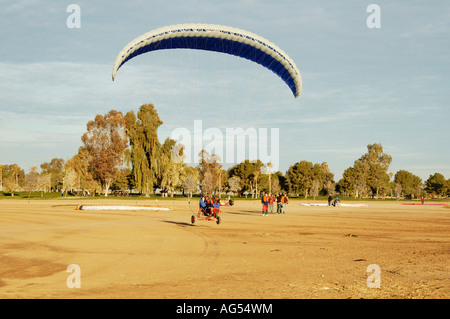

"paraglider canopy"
[112, 24, 302, 98]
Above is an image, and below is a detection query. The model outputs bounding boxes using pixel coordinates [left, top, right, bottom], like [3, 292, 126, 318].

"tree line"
[1, 104, 449, 199]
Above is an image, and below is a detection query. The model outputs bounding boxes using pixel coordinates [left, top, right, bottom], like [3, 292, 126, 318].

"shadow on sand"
[162, 220, 196, 227]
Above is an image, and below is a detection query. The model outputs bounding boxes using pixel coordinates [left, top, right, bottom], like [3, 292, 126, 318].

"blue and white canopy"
[112, 24, 302, 98]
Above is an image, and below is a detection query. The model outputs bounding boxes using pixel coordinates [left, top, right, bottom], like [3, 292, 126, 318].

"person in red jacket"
[281, 193, 289, 213]
[268, 193, 275, 214]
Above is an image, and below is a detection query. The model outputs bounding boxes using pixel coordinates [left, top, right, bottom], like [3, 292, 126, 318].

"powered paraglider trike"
[191, 196, 234, 225]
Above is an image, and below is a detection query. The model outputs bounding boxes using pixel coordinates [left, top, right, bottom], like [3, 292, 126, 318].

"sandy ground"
[0, 198, 448, 299]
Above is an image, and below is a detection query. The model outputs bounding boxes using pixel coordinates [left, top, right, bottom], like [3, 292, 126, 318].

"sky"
[0, 0, 449, 182]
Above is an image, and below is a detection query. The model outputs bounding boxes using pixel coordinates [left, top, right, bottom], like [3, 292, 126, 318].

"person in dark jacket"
[276, 193, 282, 214]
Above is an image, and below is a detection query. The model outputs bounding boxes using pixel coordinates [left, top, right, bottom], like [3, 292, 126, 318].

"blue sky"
[0, 0, 449, 181]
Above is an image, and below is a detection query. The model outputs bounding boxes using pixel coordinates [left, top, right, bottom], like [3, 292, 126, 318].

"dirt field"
[0, 198, 448, 299]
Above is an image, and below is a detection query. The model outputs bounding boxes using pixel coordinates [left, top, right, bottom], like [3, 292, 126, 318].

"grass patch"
[0, 192, 448, 203]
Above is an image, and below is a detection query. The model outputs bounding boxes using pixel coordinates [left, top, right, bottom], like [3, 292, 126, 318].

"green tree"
[366, 164, 391, 198]
[356, 143, 392, 198]
[286, 160, 313, 197]
[125, 104, 162, 196]
[338, 167, 355, 197]
[1, 164, 25, 196]
[394, 170, 422, 198]
[111, 168, 132, 192]
[425, 173, 447, 197]
[338, 161, 369, 198]
[156, 138, 184, 197]
[228, 159, 264, 197]
[65, 147, 100, 195]
[40, 158, 65, 191]
[447, 178, 450, 197]
[320, 162, 335, 195]
[275, 171, 288, 193]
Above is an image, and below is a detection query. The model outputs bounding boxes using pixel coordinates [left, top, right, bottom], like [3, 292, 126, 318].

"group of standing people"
[261, 193, 289, 216]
